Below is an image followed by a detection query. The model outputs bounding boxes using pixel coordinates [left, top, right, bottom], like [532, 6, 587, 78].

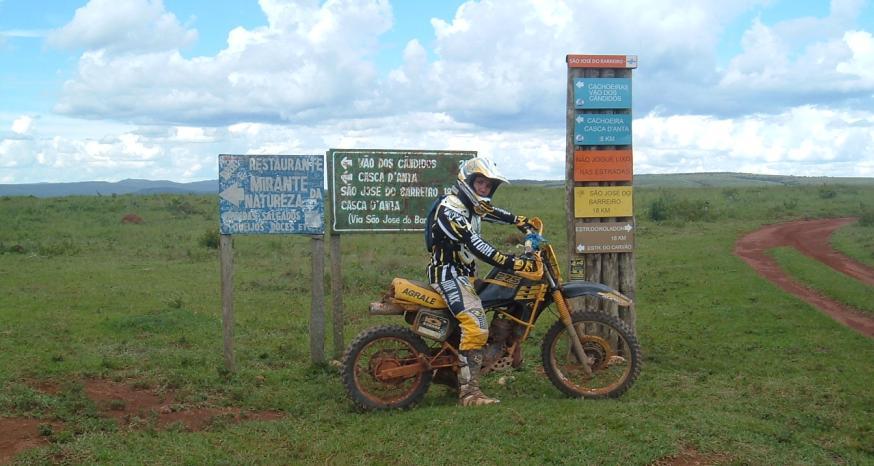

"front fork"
[551, 290, 593, 376]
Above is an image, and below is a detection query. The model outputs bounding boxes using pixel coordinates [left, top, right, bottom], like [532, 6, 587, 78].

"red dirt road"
[734, 217, 874, 337]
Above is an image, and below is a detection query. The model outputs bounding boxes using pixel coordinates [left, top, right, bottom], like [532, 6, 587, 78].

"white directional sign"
[219, 154, 325, 235]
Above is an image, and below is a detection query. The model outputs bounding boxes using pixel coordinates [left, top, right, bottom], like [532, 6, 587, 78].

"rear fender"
[561, 281, 633, 306]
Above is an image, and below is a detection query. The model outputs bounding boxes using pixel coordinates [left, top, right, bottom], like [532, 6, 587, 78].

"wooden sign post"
[326, 149, 473, 358]
[218, 154, 326, 369]
[565, 54, 637, 332]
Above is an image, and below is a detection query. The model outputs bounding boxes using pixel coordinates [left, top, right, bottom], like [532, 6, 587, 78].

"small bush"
[722, 188, 740, 201]
[859, 205, 874, 227]
[647, 192, 715, 223]
[198, 228, 220, 249]
[818, 185, 837, 199]
[167, 197, 202, 217]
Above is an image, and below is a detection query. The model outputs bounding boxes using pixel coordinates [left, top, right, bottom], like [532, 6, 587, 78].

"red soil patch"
[651, 447, 731, 465]
[121, 213, 143, 224]
[1, 379, 282, 464]
[0, 419, 59, 465]
[734, 217, 874, 337]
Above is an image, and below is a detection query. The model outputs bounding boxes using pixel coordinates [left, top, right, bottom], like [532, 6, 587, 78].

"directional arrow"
[576, 244, 585, 253]
[340, 173, 353, 185]
[341, 157, 352, 170]
[219, 183, 245, 206]
[576, 80, 585, 88]
[575, 115, 585, 123]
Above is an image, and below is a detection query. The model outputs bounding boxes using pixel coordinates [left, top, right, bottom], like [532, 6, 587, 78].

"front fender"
[561, 281, 633, 306]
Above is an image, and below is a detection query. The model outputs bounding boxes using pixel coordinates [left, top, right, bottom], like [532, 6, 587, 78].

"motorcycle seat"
[391, 278, 447, 309]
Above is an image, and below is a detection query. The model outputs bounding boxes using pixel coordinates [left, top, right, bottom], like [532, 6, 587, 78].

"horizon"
[2, 0, 873, 184]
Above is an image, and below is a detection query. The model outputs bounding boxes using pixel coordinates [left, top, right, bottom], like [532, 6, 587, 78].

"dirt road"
[734, 217, 874, 337]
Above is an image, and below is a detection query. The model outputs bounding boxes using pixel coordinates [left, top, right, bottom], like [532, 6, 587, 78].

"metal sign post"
[218, 154, 326, 369]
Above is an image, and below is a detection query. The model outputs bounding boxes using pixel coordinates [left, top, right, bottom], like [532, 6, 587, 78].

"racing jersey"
[427, 194, 517, 283]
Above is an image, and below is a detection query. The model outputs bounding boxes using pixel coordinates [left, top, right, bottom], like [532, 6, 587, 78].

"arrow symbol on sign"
[340, 173, 353, 185]
[624, 224, 633, 231]
[341, 157, 352, 170]
[576, 244, 585, 253]
[576, 80, 585, 88]
[220, 183, 245, 206]
[576, 115, 585, 123]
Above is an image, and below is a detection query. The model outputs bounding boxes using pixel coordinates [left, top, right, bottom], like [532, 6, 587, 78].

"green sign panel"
[330, 149, 474, 232]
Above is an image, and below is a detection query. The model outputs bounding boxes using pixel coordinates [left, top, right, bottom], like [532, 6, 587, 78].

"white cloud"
[52, 0, 392, 125]
[11, 116, 33, 135]
[718, 1, 874, 109]
[46, 0, 196, 53]
[635, 106, 874, 176]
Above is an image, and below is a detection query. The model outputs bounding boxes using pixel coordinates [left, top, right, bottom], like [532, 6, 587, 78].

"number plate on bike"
[412, 309, 454, 341]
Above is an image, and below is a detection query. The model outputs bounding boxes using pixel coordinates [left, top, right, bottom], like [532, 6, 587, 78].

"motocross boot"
[458, 349, 500, 406]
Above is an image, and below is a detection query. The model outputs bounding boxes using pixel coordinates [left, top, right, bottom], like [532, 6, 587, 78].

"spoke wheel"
[541, 311, 641, 399]
[341, 325, 433, 410]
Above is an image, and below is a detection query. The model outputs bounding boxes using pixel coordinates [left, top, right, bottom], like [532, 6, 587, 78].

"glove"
[511, 256, 538, 273]
[514, 215, 534, 233]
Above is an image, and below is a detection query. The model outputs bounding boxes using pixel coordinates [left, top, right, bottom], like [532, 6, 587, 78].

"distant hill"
[516, 173, 874, 189]
[634, 172, 874, 188]
[2, 173, 873, 197]
[0, 179, 216, 197]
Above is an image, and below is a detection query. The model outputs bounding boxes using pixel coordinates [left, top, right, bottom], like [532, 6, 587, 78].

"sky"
[1, 0, 873, 184]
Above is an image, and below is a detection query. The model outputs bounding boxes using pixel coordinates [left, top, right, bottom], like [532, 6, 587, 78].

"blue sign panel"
[219, 154, 325, 235]
[574, 114, 632, 146]
[574, 78, 631, 109]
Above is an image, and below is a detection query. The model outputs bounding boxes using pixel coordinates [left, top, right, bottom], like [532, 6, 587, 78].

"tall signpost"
[565, 54, 637, 332]
[219, 154, 325, 369]
[327, 149, 472, 357]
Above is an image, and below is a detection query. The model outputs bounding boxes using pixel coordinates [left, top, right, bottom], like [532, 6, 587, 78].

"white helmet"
[455, 157, 509, 216]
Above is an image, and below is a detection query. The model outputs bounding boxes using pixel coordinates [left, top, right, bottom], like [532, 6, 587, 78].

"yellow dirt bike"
[341, 218, 640, 410]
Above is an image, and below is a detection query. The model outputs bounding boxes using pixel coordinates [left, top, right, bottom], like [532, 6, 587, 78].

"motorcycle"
[341, 217, 641, 410]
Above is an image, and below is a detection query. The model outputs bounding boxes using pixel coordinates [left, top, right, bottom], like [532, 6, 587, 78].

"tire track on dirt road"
[734, 217, 874, 338]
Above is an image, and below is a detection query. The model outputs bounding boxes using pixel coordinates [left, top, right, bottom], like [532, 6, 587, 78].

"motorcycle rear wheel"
[541, 311, 641, 399]
[341, 325, 433, 410]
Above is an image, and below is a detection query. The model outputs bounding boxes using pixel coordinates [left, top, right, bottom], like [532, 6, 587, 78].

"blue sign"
[219, 154, 325, 235]
[574, 114, 632, 146]
[574, 78, 631, 109]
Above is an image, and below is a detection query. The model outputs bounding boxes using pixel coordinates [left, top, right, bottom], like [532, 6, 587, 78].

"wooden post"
[566, 55, 637, 331]
[330, 233, 344, 359]
[325, 151, 345, 360]
[220, 234, 236, 372]
[310, 235, 326, 364]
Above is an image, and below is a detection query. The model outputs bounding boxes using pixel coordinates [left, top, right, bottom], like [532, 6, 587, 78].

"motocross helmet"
[455, 157, 509, 216]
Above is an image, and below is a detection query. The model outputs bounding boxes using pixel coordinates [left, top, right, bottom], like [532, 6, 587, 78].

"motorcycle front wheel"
[341, 325, 433, 410]
[541, 311, 641, 399]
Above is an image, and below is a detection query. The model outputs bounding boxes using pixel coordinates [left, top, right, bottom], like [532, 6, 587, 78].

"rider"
[426, 156, 537, 406]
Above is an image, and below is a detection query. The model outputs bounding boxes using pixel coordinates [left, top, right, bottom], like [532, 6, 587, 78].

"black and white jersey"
[427, 194, 516, 283]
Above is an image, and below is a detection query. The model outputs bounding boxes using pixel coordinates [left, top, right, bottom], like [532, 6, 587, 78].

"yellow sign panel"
[574, 187, 633, 218]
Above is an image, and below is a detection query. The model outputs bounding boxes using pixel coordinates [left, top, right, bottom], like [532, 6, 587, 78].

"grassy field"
[769, 246, 874, 315]
[1, 184, 873, 465]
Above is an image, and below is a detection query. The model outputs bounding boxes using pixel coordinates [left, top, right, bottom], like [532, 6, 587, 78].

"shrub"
[167, 197, 202, 217]
[198, 228, 220, 249]
[859, 205, 874, 227]
[647, 192, 714, 222]
[818, 185, 837, 199]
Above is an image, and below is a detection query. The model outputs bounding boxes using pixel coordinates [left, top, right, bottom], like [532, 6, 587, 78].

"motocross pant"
[431, 276, 489, 351]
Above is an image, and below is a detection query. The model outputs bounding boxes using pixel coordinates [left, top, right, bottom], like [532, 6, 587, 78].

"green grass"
[769, 247, 874, 315]
[831, 220, 874, 269]
[1, 186, 873, 465]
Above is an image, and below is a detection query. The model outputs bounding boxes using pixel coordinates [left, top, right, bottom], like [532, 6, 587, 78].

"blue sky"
[1, 0, 873, 183]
